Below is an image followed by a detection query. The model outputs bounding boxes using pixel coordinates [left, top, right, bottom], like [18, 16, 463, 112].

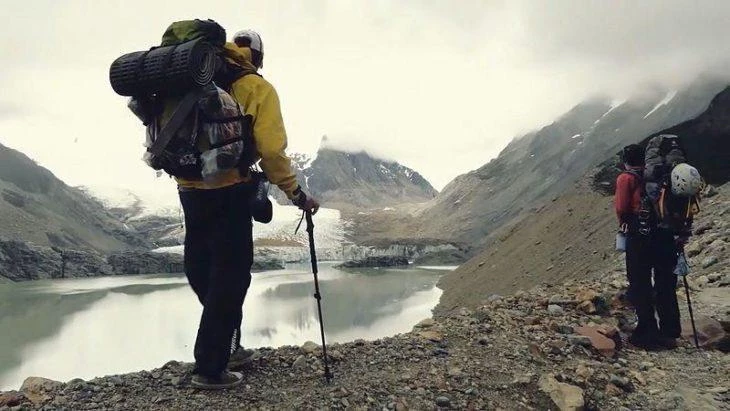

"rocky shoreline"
[337, 256, 410, 268]
[2, 266, 728, 410]
[0, 239, 185, 281]
[0, 240, 286, 282]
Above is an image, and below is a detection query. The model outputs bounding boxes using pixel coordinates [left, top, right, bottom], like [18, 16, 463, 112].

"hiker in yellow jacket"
[182, 29, 319, 389]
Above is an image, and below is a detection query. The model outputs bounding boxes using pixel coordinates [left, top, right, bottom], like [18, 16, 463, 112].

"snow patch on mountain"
[643, 90, 678, 119]
[80, 180, 181, 220]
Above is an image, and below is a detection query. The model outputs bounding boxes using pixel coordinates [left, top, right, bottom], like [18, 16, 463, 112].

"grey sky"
[1, 0, 729, 196]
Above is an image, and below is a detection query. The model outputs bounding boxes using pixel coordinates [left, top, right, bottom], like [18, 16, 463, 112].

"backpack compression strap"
[148, 87, 207, 156]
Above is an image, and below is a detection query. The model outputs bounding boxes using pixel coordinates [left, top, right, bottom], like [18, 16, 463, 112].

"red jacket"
[614, 167, 643, 225]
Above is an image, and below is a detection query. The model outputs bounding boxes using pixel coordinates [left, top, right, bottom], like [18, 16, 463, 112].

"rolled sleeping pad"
[109, 37, 219, 97]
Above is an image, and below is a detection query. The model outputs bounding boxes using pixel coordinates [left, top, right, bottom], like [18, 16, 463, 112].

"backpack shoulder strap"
[148, 88, 207, 156]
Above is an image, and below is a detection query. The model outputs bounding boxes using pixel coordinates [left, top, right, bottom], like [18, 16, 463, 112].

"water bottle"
[250, 171, 272, 223]
[615, 232, 627, 252]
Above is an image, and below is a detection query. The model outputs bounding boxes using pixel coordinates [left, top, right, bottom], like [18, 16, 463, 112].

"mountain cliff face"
[0, 143, 149, 252]
[411, 76, 728, 247]
[272, 144, 437, 210]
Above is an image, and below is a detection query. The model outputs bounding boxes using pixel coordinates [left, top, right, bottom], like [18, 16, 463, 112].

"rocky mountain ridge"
[0, 143, 151, 252]
[272, 141, 438, 210]
[409, 76, 729, 247]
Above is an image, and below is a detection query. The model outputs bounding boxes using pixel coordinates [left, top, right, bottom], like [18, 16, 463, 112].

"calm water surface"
[0, 263, 449, 390]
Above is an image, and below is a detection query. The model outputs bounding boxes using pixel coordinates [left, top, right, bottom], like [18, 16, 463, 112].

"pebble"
[547, 305, 564, 315]
[568, 335, 592, 347]
[435, 396, 451, 407]
[702, 255, 719, 269]
[610, 375, 633, 392]
[639, 362, 653, 371]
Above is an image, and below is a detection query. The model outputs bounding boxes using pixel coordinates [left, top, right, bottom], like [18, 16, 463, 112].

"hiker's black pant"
[625, 229, 681, 338]
[179, 183, 253, 377]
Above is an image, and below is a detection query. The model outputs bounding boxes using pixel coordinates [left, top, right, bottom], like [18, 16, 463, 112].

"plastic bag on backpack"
[674, 252, 690, 277]
[200, 140, 244, 181]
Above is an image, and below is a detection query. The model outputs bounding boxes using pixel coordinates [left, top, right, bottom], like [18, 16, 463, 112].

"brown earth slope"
[436, 176, 618, 313]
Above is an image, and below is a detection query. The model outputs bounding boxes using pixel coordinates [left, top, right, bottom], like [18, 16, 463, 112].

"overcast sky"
[2, 0, 730, 198]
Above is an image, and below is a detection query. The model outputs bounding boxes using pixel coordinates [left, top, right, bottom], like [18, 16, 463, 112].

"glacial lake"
[0, 263, 452, 390]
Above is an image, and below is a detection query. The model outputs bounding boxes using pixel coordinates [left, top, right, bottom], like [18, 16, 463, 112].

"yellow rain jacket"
[176, 43, 299, 200]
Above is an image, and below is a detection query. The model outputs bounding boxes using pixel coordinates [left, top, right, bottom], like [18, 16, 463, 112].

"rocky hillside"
[272, 139, 437, 210]
[411, 76, 728, 247]
[0, 143, 150, 252]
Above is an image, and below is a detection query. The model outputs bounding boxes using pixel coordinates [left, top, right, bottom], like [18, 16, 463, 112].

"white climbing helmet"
[670, 163, 702, 197]
[233, 29, 264, 69]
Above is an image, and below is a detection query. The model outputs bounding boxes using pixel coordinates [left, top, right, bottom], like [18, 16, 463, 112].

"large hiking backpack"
[621, 169, 655, 235]
[109, 19, 253, 182]
[644, 134, 686, 200]
[641, 135, 700, 235]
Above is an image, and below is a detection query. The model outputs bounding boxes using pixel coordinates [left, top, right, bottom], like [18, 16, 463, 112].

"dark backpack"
[110, 19, 254, 181]
[644, 134, 686, 194]
[621, 169, 655, 235]
[635, 135, 699, 235]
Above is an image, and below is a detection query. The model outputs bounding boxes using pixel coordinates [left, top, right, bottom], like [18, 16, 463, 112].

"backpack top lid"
[161, 19, 226, 47]
[644, 134, 687, 182]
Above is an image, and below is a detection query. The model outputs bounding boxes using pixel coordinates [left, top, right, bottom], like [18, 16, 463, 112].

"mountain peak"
[277, 147, 436, 210]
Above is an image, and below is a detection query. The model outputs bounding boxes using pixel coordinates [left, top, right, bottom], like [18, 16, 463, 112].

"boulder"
[685, 241, 704, 258]
[538, 374, 585, 411]
[301, 341, 320, 354]
[575, 326, 616, 357]
[682, 315, 729, 352]
[20, 377, 63, 405]
[0, 391, 25, 407]
[701, 256, 719, 269]
[417, 329, 444, 342]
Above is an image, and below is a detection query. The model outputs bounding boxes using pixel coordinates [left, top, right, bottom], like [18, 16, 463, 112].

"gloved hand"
[292, 187, 320, 215]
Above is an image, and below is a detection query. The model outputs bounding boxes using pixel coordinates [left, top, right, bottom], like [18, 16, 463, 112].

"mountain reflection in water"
[0, 263, 448, 390]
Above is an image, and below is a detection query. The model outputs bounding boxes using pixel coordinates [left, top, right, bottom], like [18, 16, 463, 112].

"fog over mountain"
[2, 1, 730, 194]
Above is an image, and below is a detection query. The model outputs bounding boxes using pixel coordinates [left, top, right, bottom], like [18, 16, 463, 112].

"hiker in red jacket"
[615, 144, 680, 350]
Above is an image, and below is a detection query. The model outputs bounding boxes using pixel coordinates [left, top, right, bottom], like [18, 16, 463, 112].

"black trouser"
[625, 229, 681, 338]
[179, 183, 254, 377]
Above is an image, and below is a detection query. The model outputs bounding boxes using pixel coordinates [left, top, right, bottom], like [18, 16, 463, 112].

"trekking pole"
[304, 210, 333, 383]
[678, 249, 700, 348]
[681, 275, 700, 348]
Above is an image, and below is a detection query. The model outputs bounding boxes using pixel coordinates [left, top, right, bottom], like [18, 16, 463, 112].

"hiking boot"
[191, 371, 244, 390]
[655, 336, 678, 350]
[628, 333, 662, 351]
[228, 346, 255, 369]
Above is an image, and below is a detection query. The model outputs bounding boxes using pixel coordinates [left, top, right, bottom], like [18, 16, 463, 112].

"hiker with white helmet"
[615, 136, 702, 351]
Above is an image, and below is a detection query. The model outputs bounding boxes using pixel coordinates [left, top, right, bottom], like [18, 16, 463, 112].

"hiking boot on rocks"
[191, 371, 244, 390]
[228, 346, 255, 369]
[655, 336, 678, 350]
[628, 333, 662, 351]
